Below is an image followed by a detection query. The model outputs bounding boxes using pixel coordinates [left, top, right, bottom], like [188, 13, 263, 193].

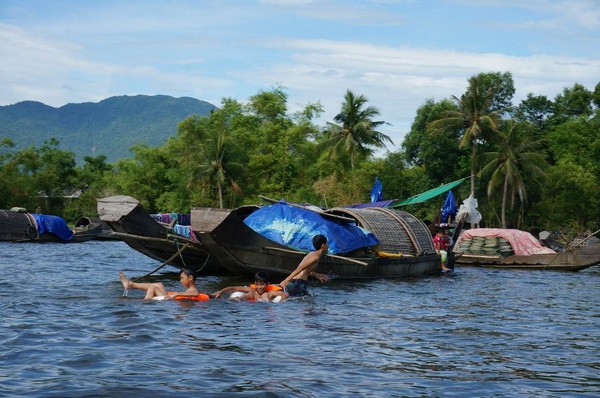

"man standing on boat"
[280, 234, 330, 296]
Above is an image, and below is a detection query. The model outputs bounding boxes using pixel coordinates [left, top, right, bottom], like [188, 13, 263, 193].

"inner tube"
[248, 284, 282, 291]
[168, 292, 211, 301]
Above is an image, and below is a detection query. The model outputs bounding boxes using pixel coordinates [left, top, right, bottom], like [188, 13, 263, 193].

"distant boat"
[190, 201, 442, 279]
[97, 195, 230, 275]
[0, 208, 105, 243]
[453, 228, 600, 271]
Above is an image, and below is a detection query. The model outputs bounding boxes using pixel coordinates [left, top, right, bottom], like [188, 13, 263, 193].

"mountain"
[0, 95, 217, 163]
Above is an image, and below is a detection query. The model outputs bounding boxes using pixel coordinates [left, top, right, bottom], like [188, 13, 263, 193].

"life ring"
[168, 292, 211, 301]
[228, 291, 284, 303]
[248, 284, 282, 291]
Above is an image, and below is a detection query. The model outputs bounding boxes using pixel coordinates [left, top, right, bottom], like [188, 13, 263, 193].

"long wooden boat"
[0, 208, 105, 243]
[453, 228, 600, 271]
[191, 201, 442, 279]
[97, 195, 231, 275]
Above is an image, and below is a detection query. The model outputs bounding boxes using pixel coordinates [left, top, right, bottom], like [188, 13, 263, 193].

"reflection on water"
[0, 241, 599, 397]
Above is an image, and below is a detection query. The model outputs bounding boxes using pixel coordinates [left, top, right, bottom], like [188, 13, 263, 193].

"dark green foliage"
[1, 80, 599, 233]
[0, 95, 216, 163]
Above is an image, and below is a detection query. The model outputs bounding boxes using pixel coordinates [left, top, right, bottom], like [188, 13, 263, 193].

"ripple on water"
[1, 242, 599, 397]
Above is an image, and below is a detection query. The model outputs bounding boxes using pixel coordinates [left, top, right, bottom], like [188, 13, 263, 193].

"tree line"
[1, 72, 599, 236]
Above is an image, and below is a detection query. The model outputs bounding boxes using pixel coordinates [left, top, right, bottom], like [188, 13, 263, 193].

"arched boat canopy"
[324, 207, 436, 256]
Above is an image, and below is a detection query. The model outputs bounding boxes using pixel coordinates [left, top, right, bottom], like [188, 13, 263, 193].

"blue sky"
[1, 0, 599, 149]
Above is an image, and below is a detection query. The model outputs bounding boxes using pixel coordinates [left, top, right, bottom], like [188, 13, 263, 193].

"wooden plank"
[191, 207, 231, 232]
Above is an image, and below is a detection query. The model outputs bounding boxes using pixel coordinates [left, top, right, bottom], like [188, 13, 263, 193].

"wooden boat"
[74, 216, 117, 240]
[453, 228, 600, 271]
[97, 195, 230, 275]
[191, 201, 442, 279]
[0, 208, 104, 243]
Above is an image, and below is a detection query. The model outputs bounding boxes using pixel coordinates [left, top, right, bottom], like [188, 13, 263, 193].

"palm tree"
[325, 90, 393, 170]
[478, 121, 546, 228]
[428, 76, 503, 198]
[186, 122, 244, 209]
[203, 130, 244, 208]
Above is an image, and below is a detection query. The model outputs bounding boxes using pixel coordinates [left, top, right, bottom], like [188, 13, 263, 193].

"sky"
[1, 0, 599, 150]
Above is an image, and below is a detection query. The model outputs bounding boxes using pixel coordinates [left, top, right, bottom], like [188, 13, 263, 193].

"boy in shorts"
[280, 234, 329, 297]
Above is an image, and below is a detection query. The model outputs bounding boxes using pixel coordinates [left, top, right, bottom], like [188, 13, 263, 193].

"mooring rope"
[132, 242, 191, 282]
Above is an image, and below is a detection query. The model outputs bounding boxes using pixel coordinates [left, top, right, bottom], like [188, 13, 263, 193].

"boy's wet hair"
[312, 234, 327, 249]
[254, 271, 269, 284]
[180, 268, 197, 281]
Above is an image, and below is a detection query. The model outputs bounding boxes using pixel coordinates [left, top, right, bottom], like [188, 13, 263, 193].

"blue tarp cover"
[32, 214, 74, 240]
[370, 177, 383, 203]
[441, 190, 457, 223]
[243, 202, 380, 254]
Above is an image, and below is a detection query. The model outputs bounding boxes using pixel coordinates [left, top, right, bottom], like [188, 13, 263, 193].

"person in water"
[280, 234, 330, 297]
[213, 271, 289, 302]
[119, 268, 206, 300]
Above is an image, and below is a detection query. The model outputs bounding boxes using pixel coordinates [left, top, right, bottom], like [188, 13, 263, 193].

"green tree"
[65, 155, 113, 219]
[534, 159, 599, 230]
[194, 125, 244, 209]
[514, 93, 553, 132]
[324, 89, 392, 170]
[478, 121, 546, 228]
[549, 83, 594, 125]
[109, 145, 179, 212]
[428, 74, 504, 198]
[402, 98, 469, 185]
[475, 71, 516, 113]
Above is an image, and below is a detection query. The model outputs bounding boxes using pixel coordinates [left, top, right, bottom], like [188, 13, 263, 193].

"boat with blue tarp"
[0, 208, 105, 242]
[191, 199, 441, 279]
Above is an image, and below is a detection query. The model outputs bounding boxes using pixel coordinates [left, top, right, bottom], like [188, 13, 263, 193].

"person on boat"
[119, 268, 209, 300]
[433, 228, 451, 271]
[212, 272, 289, 302]
[280, 234, 330, 297]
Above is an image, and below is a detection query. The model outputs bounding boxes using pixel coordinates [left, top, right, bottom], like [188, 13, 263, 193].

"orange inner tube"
[249, 284, 283, 291]
[168, 292, 211, 301]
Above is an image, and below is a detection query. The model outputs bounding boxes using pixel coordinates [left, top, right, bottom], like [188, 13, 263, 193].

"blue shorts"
[284, 279, 309, 297]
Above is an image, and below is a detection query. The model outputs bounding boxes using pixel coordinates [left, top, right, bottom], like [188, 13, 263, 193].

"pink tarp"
[457, 228, 556, 255]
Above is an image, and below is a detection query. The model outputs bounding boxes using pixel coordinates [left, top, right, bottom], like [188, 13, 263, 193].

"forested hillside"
[0, 95, 216, 162]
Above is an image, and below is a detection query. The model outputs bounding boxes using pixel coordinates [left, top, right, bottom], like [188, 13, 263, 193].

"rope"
[132, 242, 191, 282]
[173, 238, 211, 273]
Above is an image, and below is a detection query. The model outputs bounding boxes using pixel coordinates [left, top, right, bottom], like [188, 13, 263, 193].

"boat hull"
[455, 236, 600, 271]
[1, 209, 105, 243]
[97, 196, 230, 275]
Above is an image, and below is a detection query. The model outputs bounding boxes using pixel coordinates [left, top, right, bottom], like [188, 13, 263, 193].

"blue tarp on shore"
[243, 201, 379, 254]
[32, 214, 74, 240]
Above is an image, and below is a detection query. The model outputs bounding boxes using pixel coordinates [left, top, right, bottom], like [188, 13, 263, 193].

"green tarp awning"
[391, 177, 467, 207]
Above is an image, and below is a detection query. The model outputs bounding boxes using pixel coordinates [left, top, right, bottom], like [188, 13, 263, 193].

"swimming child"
[280, 234, 329, 297]
[213, 272, 289, 302]
[119, 268, 206, 300]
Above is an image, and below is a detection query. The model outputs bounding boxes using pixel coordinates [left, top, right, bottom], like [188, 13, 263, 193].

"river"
[1, 240, 598, 397]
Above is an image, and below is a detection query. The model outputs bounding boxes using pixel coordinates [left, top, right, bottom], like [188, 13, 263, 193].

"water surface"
[1, 241, 599, 397]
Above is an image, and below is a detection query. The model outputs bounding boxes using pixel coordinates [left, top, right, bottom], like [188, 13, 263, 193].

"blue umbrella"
[370, 177, 383, 203]
[441, 190, 457, 224]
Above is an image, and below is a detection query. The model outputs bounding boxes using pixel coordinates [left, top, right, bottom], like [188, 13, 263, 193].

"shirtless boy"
[119, 268, 202, 300]
[280, 234, 329, 297]
[213, 272, 288, 302]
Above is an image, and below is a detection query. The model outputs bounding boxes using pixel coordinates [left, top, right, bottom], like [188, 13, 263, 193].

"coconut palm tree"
[195, 129, 244, 209]
[183, 109, 244, 209]
[478, 121, 547, 228]
[325, 90, 392, 170]
[428, 76, 503, 198]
